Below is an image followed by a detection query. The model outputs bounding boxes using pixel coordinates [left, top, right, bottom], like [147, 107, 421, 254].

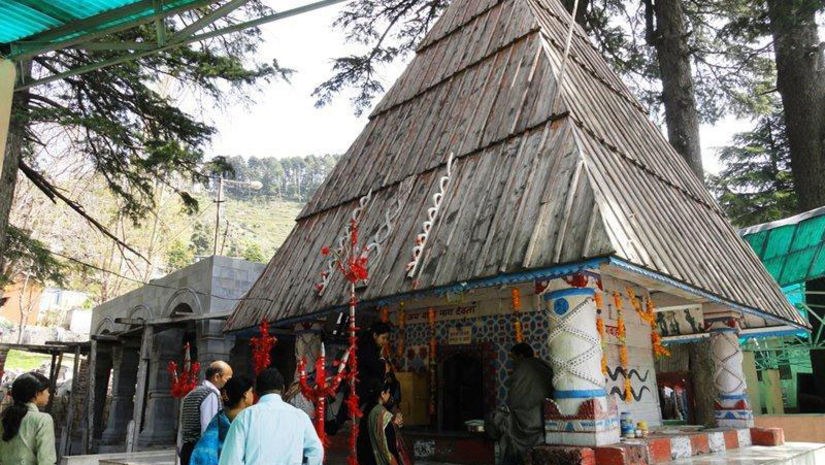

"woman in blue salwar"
[190, 375, 254, 465]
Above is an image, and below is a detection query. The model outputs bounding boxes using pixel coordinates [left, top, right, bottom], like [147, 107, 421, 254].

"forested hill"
[223, 154, 339, 202]
[9, 153, 340, 305]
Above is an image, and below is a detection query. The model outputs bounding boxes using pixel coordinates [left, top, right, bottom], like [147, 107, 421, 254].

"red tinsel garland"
[250, 320, 277, 375]
[167, 343, 201, 399]
[306, 218, 367, 464]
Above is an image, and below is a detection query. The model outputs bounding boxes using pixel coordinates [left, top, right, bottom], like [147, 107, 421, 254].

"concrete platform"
[665, 442, 825, 465]
[60, 450, 175, 465]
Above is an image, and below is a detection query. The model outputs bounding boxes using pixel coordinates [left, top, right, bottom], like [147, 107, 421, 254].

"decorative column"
[90, 343, 114, 443]
[139, 329, 184, 446]
[707, 312, 753, 428]
[100, 344, 140, 445]
[543, 286, 620, 447]
[197, 319, 235, 370]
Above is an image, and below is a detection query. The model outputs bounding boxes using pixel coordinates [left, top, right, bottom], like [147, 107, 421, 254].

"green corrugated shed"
[0, 0, 208, 49]
[740, 206, 825, 288]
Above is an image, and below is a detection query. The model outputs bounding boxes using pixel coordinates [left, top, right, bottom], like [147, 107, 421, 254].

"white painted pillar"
[543, 285, 620, 446]
[0, 59, 15, 176]
[707, 312, 754, 428]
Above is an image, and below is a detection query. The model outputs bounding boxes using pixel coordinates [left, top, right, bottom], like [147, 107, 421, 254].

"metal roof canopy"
[740, 205, 825, 288]
[0, 0, 347, 91]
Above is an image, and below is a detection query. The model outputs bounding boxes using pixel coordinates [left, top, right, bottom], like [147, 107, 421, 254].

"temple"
[86, 0, 812, 463]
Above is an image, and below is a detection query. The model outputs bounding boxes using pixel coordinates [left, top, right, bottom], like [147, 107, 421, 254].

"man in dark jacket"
[177, 361, 233, 465]
[488, 343, 554, 465]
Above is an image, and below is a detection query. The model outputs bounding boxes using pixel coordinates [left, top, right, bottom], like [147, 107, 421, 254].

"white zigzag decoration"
[364, 177, 414, 259]
[315, 189, 372, 295]
[406, 153, 455, 281]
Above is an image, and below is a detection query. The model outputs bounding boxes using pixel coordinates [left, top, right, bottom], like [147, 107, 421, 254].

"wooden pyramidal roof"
[226, 0, 807, 331]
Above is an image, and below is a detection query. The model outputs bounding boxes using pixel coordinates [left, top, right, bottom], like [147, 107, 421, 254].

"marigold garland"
[612, 291, 632, 403]
[646, 297, 671, 358]
[512, 288, 524, 343]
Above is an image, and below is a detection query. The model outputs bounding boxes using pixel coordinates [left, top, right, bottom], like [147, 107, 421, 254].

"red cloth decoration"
[167, 343, 200, 399]
[250, 320, 277, 375]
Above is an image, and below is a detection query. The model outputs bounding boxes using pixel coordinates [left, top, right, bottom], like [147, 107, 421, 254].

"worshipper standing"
[0, 372, 55, 465]
[367, 379, 411, 465]
[189, 375, 255, 465]
[178, 361, 233, 465]
[487, 343, 554, 465]
[219, 368, 323, 465]
[355, 322, 392, 405]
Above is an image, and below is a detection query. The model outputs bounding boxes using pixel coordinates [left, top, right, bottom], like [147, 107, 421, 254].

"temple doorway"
[441, 350, 484, 431]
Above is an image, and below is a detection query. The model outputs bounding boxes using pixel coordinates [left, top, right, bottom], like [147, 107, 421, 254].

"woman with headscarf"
[0, 372, 55, 465]
[190, 375, 255, 465]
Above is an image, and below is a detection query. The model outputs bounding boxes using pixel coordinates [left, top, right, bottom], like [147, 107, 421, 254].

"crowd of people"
[0, 322, 552, 465]
[178, 321, 410, 465]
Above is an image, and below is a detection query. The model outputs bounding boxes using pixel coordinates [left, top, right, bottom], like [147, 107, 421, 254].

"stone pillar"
[139, 329, 183, 446]
[100, 344, 140, 445]
[91, 344, 114, 442]
[707, 313, 754, 428]
[543, 287, 620, 447]
[197, 319, 235, 372]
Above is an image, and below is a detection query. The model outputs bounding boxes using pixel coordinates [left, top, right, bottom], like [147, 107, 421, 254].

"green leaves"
[1, 225, 66, 288]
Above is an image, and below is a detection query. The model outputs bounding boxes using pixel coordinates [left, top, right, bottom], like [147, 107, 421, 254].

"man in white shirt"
[178, 360, 233, 465]
[220, 368, 323, 465]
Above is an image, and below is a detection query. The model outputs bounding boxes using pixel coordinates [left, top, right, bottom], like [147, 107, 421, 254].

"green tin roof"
[740, 206, 825, 288]
[0, 0, 210, 54]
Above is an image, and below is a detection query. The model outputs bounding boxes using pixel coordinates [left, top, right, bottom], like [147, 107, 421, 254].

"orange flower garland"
[428, 307, 438, 417]
[512, 288, 524, 343]
[613, 291, 632, 403]
[594, 291, 608, 376]
[646, 297, 671, 358]
[397, 302, 406, 361]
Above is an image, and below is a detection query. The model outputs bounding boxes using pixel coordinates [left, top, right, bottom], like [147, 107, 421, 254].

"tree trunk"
[0, 83, 30, 272]
[766, 0, 825, 212]
[561, 0, 591, 27]
[648, 0, 704, 179]
[766, 0, 825, 406]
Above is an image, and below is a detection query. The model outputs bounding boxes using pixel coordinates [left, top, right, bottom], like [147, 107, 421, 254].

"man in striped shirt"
[178, 360, 233, 465]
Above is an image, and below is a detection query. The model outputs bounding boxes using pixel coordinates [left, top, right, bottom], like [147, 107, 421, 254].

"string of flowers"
[428, 307, 438, 418]
[511, 288, 524, 343]
[594, 290, 608, 376]
[167, 343, 200, 399]
[626, 286, 670, 359]
[250, 320, 277, 376]
[304, 217, 366, 465]
[612, 291, 632, 403]
[397, 302, 406, 371]
[646, 297, 671, 358]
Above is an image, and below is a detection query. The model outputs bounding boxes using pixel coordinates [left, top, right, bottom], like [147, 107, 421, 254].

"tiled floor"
[665, 442, 825, 465]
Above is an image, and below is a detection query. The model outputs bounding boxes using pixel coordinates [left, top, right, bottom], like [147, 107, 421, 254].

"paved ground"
[665, 442, 825, 465]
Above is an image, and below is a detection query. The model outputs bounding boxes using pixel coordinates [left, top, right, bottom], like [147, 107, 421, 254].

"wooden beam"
[59, 345, 82, 460]
[127, 325, 154, 452]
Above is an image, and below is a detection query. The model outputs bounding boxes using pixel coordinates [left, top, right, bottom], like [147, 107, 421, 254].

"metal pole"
[213, 176, 223, 256]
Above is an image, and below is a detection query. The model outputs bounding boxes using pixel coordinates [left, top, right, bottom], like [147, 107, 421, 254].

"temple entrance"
[441, 350, 484, 431]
